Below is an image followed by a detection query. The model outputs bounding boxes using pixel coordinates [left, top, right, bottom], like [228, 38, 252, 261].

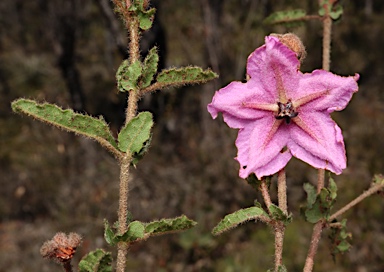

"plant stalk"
[116, 9, 141, 272]
[304, 5, 333, 270]
[274, 169, 287, 271]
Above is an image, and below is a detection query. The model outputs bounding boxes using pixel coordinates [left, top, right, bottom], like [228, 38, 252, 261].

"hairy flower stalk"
[208, 35, 359, 180]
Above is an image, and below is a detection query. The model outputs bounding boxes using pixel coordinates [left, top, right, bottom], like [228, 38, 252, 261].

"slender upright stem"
[116, 10, 141, 272]
[303, 221, 325, 272]
[322, 16, 332, 72]
[274, 169, 287, 271]
[304, 3, 333, 270]
[116, 154, 132, 272]
[259, 178, 273, 214]
[277, 169, 287, 214]
[323, 15, 332, 71]
[317, 169, 325, 194]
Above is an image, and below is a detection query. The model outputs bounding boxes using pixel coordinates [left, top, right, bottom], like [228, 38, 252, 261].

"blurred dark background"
[1, 0, 383, 271]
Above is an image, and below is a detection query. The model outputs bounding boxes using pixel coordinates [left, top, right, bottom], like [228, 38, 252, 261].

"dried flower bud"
[40, 232, 82, 264]
[271, 33, 307, 62]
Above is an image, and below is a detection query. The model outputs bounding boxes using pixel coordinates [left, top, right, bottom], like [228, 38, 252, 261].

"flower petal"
[247, 36, 300, 102]
[294, 70, 359, 112]
[288, 112, 346, 174]
[235, 115, 291, 179]
[207, 80, 272, 129]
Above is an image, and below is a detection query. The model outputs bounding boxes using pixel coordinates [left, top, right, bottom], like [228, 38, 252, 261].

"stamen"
[275, 100, 298, 124]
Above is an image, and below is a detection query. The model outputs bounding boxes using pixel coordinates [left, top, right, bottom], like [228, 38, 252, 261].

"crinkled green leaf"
[118, 221, 145, 242]
[144, 215, 197, 235]
[131, 134, 152, 166]
[116, 60, 142, 92]
[319, 0, 343, 20]
[302, 180, 337, 223]
[328, 175, 337, 200]
[78, 249, 112, 272]
[137, 8, 156, 30]
[303, 183, 317, 207]
[329, 219, 352, 258]
[156, 66, 218, 87]
[128, 0, 156, 30]
[140, 47, 159, 88]
[212, 207, 269, 236]
[269, 204, 292, 225]
[11, 99, 118, 149]
[104, 220, 116, 245]
[264, 9, 307, 27]
[118, 111, 153, 153]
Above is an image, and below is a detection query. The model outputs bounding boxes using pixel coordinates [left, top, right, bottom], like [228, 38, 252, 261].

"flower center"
[275, 100, 298, 124]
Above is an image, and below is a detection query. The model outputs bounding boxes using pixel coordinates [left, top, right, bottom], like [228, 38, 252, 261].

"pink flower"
[208, 36, 359, 179]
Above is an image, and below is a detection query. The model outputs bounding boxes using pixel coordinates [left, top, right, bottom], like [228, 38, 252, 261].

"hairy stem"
[259, 178, 273, 214]
[274, 222, 285, 271]
[304, 4, 333, 270]
[303, 221, 325, 272]
[277, 169, 287, 214]
[317, 169, 325, 194]
[116, 7, 141, 272]
[329, 182, 384, 221]
[322, 16, 332, 72]
[274, 169, 287, 271]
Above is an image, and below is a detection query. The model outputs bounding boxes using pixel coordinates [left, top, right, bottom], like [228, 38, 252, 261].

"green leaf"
[128, 0, 156, 30]
[319, 0, 343, 20]
[140, 47, 159, 88]
[302, 180, 337, 223]
[269, 204, 292, 225]
[328, 175, 337, 200]
[118, 111, 153, 153]
[212, 207, 269, 236]
[131, 133, 152, 166]
[104, 220, 116, 245]
[118, 221, 145, 242]
[11, 99, 118, 149]
[303, 183, 317, 207]
[78, 249, 112, 272]
[246, 173, 262, 191]
[329, 219, 352, 257]
[116, 60, 143, 92]
[156, 66, 218, 88]
[137, 8, 156, 30]
[144, 215, 197, 236]
[264, 9, 307, 27]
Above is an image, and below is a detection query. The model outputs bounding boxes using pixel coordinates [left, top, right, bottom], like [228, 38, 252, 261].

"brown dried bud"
[271, 33, 307, 63]
[40, 232, 82, 264]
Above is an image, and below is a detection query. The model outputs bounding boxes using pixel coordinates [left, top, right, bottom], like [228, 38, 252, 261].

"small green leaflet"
[118, 111, 153, 154]
[264, 9, 307, 27]
[78, 249, 112, 272]
[104, 215, 197, 246]
[212, 207, 269, 236]
[140, 47, 159, 88]
[156, 66, 218, 87]
[11, 99, 118, 149]
[116, 60, 142, 92]
[128, 0, 156, 30]
[144, 215, 197, 235]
